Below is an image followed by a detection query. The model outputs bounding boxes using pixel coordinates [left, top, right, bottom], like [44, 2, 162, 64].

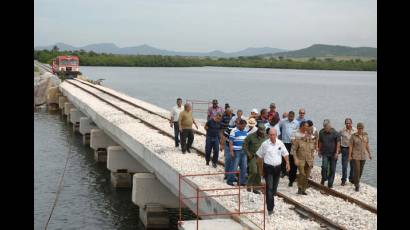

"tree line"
[34, 49, 377, 71]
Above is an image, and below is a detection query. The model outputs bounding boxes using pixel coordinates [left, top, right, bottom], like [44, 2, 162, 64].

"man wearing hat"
[243, 124, 267, 194]
[207, 99, 224, 121]
[318, 119, 341, 188]
[249, 108, 259, 120]
[245, 118, 258, 134]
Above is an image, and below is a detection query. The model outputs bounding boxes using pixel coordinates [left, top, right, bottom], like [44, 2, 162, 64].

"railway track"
[62, 78, 372, 230]
[70, 78, 376, 213]
[36, 61, 375, 229]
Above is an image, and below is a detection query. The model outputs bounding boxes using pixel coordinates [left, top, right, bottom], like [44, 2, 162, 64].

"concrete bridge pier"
[132, 173, 179, 229]
[79, 117, 97, 145]
[47, 87, 61, 111]
[107, 146, 147, 188]
[90, 128, 118, 162]
[69, 109, 85, 133]
[58, 96, 68, 115]
[64, 102, 74, 122]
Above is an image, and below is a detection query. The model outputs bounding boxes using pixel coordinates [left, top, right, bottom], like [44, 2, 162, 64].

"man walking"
[292, 121, 315, 195]
[179, 103, 199, 154]
[318, 119, 341, 188]
[243, 124, 267, 194]
[207, 99, 224, 121]
[256, 128, 290, 215]
[227, 119, 248, 186]
[349, 122, 372, 192]
[205, 113, 222, 167]
[170, 98, 184, 147]
[339, 118, 357, 185]
[279, 111, 299, 184]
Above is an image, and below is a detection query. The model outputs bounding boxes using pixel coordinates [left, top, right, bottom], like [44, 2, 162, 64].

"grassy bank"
[34, 50, 377, 71]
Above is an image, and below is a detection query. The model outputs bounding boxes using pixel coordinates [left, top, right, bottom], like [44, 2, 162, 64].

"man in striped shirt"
[227, 119, 248, 186]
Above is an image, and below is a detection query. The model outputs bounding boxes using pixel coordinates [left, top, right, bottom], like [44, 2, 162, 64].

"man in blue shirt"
[279, 111, 299, 186]
[205, 113, 222, 168]
[296, 108, 307, 124]
[227, 119, 248, 186]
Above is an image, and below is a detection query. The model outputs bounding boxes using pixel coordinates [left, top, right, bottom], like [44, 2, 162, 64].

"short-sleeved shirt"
[318, 128, 341, 155]
[229, 128, 248, 151]
[256, 138, 289, 166]
[339, 127, 357, 147]
[170, 105, 184, 122]
[205, 119, 221, 138]
[279, 119, 299, 144]
[207, 106, 224, 120]
[350, 132, 369, 160]
[179, 110, 194, 129]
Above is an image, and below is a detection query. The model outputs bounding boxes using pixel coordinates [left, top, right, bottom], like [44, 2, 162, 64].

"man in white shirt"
[256, 128, 290, 215]
[170, 98, 184, 147]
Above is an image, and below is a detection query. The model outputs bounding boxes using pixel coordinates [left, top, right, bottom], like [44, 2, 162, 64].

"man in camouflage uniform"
[243, 124, 267, 194]
[292, 121, 317, 195]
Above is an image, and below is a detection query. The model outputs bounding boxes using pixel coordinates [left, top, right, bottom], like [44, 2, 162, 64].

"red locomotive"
[51, 55, 81, 78]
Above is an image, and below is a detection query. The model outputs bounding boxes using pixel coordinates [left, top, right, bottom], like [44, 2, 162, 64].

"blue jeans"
[341, 147, 352, 182]
[205, 136, 219, 164]
[321, 154, 337, 187]
[227, 149, 247, 185]
[224, 143, 233, 179]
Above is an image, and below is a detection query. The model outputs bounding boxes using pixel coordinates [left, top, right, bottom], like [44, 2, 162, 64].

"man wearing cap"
[245, 118, 258, 134]
[349, 122, 372, 192]
[339, 118, 357, 186]
[249, 108, 259, 120]
[318, 119, 341, 188]
[268, 103, 280, 125]
[292, 121, 315, 195]
[170, 98, 184, 147]
[207, 99, 224, 121]
[243, 124, 267, 194]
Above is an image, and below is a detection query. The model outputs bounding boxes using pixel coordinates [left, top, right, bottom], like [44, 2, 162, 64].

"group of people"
[170, 98, 372, 215]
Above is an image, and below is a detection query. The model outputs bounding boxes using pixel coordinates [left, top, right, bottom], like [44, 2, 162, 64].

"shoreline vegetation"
[34, 50, 377, 71]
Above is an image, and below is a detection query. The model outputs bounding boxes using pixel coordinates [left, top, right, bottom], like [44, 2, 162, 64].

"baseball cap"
[251, 108, 259, 114]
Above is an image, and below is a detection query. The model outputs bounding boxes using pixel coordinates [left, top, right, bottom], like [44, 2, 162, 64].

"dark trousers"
[321, 155, 337, 187]
[205, 136, 219, 163]
[283, 143, 297, 183]
[264, 163, 281, 212]
[341, 147, 353, 182]
[353, 160, 366, 188]
[181, 129, 194, 152]
[173, 122, 180, 147]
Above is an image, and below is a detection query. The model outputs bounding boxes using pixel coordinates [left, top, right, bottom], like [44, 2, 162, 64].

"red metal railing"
[178, 171, 265, 230]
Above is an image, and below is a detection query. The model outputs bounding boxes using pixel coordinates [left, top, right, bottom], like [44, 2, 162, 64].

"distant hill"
[34, 43, 286, 58]
[263, 44, 377, 59]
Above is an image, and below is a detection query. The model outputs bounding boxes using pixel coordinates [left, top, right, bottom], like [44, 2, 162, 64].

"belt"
[341, 146, 349, 148]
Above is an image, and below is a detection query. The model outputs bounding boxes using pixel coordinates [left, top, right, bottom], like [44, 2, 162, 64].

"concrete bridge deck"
[48, 73, 376, 229]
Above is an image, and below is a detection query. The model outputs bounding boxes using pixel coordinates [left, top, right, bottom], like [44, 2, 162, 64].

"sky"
[34, 0, 377, 52]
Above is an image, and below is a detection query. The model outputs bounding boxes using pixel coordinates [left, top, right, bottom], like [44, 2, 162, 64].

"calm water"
[81, 66, 377, 186]
[35, 66, 376, 229]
